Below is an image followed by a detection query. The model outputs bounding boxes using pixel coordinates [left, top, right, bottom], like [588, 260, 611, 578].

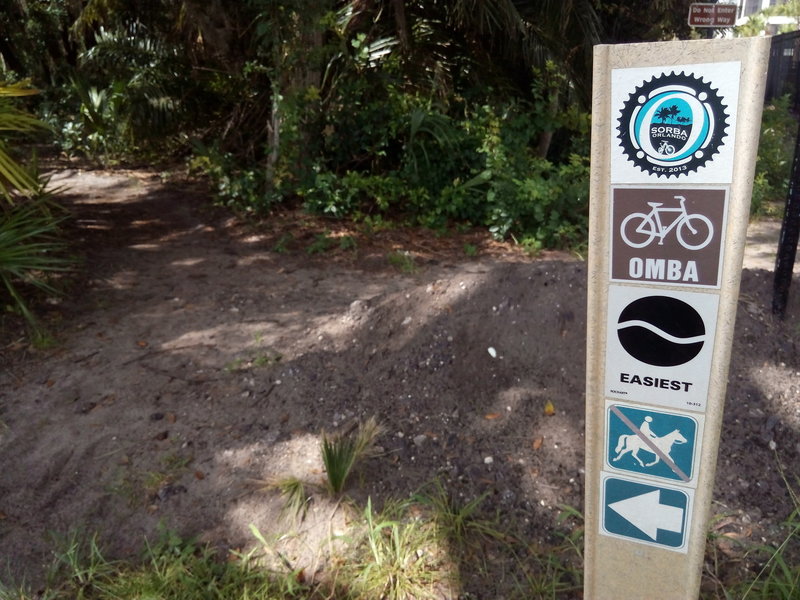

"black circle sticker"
[616, 296, 705, 367]
[617, 72, 729, 178]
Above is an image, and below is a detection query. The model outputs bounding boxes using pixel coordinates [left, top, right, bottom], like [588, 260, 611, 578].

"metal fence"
[766, 30, 800, 108]
[767, 31, 800, 318]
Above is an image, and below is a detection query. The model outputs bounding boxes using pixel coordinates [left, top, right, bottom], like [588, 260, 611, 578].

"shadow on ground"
[0, 170, 798, 596]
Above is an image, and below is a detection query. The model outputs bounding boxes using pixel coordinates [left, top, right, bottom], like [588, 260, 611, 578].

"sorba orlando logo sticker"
[617, 72, 729, 178]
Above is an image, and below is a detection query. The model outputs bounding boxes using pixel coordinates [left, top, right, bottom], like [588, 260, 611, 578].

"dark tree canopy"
[0, 1, 708, 247]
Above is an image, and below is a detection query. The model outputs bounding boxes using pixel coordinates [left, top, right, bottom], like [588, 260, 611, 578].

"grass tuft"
[259, 476, 313, 522]
[736, 457, 800, 600]
[386, 250, 417, 273]
[321, 417, 383, 495]
[344, 497, 449, 600]
[413, 479, 504, 554]
[0, 527, 299, 600]
[703, 454, 800, 599]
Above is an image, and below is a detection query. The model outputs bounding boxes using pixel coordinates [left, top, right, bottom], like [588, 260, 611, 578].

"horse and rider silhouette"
[613, 416, 687, 468]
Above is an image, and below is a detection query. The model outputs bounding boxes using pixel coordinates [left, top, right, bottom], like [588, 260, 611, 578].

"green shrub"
[193, 76, 592, 250]
[40, 22, 199, 163]
[302, 170, 402, 218]
[189, 144, 280, 215]
[753, 95, 797, 215]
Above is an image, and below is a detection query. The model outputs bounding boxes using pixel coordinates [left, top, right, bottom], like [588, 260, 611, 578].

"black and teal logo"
[617, 72, 729, 178]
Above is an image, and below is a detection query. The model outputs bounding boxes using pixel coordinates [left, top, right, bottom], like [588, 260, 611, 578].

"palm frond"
[0, 201, 74, 330]
[0, 79, 39, 97]
[0, 83, 47, 205]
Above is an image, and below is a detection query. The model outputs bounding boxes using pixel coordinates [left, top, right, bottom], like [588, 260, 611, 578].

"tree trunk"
[0, 37, 24, 75]
[535, 88, 560, 159]
[393, 0, 410, 53]
[266, 81, 280, 182]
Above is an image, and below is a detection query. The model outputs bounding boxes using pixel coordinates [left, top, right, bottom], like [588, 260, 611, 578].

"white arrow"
[609, 490, 684, 540]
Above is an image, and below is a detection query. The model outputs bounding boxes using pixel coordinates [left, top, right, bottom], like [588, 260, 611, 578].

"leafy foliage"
[752, 95, 798, 216]
[44, 22, 191, 162]
[3, 1, 745, 251]
[0, 198, 72, 328]
[0, 81, 44, 202]
[0, 82, 73, 336]
[735, 0, 800, 37]
[596, 0, 697, 43]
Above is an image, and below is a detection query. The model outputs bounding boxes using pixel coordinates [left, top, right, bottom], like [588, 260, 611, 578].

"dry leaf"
[166, 412, 177, 424]
[721, 526, 752, 540]
[544, 400, 556, 416]
[194, 470, 205, 480]
[484, 413, 501, 420]
[137, 340, 149, 348]
[45, 379, 55, 388]
[532, 437, 544, 450]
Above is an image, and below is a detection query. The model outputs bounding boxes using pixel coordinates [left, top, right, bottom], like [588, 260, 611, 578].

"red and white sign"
[688, 3, 738, 28]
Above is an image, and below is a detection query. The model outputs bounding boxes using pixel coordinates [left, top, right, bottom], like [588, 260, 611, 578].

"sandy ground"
[744, 218, 799, 272]
[0, 169, 798, 596]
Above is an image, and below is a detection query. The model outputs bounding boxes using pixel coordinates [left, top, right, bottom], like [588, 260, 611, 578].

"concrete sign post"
[585, 38, 769, 599]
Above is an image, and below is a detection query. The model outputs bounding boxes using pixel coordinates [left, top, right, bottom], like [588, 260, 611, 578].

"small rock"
[487, 347, 497, 358]
[484, 456, 494, 465]
[156, 483, 187, 502]
[349, 299, 369, 313]
[765, 415, 780, 432]
[413, 434, 427, 447]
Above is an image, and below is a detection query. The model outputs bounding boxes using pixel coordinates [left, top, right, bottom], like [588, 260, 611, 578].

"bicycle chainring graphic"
[617, 72, 729, 178]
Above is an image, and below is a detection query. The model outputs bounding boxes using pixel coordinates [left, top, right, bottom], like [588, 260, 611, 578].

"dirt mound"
[1, 170, 799, 591]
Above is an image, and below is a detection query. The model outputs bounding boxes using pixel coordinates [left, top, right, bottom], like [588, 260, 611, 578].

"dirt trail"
[1, 170, 799, 591]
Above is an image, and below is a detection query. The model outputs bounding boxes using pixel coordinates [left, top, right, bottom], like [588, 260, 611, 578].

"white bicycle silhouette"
[658, 140, 675, 154]
[620, 195, 714, 250]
